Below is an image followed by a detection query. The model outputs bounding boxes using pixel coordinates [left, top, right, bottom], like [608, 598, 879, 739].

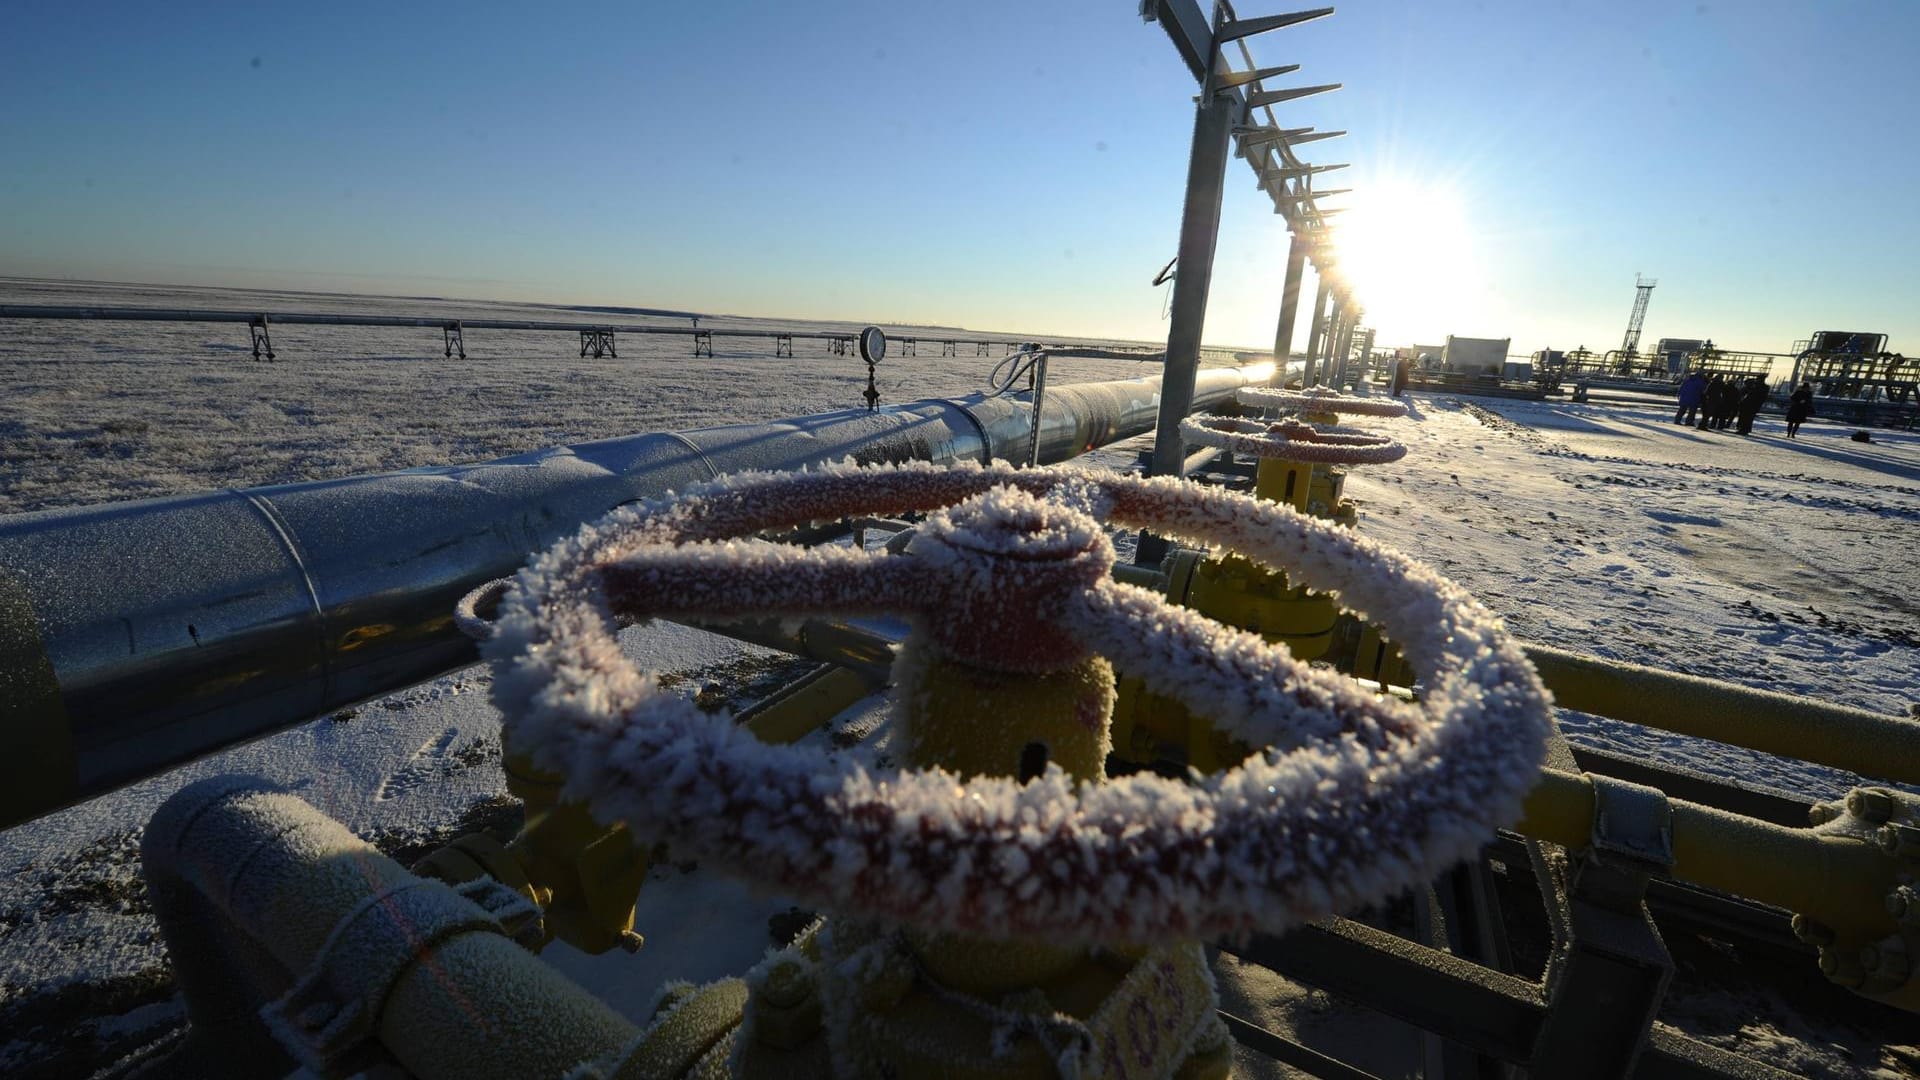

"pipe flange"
[1180, 415, 1406, 465]
[1238, 385, 1410, 418]
[478, 460, 1551, 944]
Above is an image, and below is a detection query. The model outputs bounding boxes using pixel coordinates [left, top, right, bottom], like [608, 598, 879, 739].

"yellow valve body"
[414, 735, 650, 956]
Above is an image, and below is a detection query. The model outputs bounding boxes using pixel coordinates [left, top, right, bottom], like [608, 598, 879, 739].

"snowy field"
[2, 280, 1916, 1077]
[0, 277, 1246, 515]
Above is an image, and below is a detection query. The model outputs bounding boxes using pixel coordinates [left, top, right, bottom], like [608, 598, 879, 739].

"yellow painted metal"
[900, 646, 1115, 993]
[1182, 554, 1337, 662]
[1114, 451, 1350, 776]
[1524, 643, 1920, 787]
[415, 738, 649, 956]
[1349, 621, 1413, 687]
[742, 665, 877, 745]
[598, 978, 751, 1079]
[1110, 673, 1256, 774]
[1252, 456, 1313, 512]
[783, 635, 1228, 1077]
[1518, 767, 1920, 1012]
[821, 923, 1222, 1080]
[896, 647, 1115, 784]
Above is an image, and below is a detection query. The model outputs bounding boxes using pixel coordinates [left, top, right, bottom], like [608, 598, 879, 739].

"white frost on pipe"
[479, 461, 1552, 944]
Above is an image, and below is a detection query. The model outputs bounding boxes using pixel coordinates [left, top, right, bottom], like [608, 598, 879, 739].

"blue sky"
[3, 1, 1916, 356]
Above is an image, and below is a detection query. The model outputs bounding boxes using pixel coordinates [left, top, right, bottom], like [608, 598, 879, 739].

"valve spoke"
[596, 542, 931, 622]
[1181, 414, 1405, 465]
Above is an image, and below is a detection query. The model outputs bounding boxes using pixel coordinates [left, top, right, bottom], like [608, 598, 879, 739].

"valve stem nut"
[1879, 823, 1920, 859]
[1818, 946, 1867, 989]
[1792, 913, 1836, 947]
[1808, 801, 1843, 827]
[1846, 787, 1897, 824]
[1890, 887, 1920, 926]
[760, 957, 812, 1009]
[1860, 939, 1910, 980]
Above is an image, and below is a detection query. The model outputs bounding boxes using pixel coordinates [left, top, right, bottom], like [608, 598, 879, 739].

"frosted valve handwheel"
[468, 461, 1550, 944]
[1238, 385, 1409, 418]
[1181, 414, 1406, 465]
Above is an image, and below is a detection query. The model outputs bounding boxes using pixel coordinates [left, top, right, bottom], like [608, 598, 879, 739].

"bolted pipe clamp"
[262, 876, 543, 1077]
[1590, 774, 1676, 870]
[1577, 774, 1675, 909]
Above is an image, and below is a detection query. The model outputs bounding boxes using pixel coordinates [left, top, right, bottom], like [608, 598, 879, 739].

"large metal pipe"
[688, 615, 1920, 790]
[0, 364, 1267, 827]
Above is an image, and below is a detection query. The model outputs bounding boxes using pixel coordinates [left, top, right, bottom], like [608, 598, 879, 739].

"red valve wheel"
[1237, 385, 1410, 418]
[468, 461, 1551, 944]
[1181, 414, 1406, 466]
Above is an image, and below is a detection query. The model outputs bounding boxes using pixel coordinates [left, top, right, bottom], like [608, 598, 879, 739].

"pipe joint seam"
[262, 876, 542, 1076]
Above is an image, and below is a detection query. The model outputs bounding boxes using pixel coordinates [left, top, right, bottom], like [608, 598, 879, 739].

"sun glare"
[1326, 180, 1482, 344]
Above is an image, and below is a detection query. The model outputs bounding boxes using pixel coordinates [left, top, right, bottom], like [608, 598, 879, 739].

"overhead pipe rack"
[0, 303, 1094, 363]
[1136, 0, 1358, 563]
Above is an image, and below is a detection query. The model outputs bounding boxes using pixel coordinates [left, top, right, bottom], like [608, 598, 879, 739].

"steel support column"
[1271, 231, 1308, 383]
[1331, 304, 1357, 388]
[1146, 64, 1238, 484]
[1301, 274, 1331, 386]
[248, 316, 274, 361]
[1322, 292, 1347, 387]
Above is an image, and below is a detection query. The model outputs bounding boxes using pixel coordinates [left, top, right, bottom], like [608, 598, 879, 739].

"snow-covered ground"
[0, 277, 1247, 516]
[1, 281, 1915, 1077]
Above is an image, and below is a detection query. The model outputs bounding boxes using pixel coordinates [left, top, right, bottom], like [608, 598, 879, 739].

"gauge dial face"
[859, 326, 886, 365]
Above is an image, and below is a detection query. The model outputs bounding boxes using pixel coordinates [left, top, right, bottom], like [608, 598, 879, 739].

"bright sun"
[1324, 179, 1481, 345]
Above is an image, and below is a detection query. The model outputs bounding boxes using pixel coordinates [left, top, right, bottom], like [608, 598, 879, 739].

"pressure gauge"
[858, 326, 886, 365]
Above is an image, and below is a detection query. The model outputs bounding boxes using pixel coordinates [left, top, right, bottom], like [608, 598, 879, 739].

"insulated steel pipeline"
[0, 364, 1269, 827]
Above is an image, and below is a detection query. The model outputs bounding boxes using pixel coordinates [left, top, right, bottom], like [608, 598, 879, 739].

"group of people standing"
[1674, 371, 1814, 437]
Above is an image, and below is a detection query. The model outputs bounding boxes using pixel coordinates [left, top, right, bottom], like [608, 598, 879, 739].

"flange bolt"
[1846, 787, 1897, 824]
[1879, 822, 1920, 859]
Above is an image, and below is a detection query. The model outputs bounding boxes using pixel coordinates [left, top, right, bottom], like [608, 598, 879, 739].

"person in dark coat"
[1698, 373, 1729, 431]
[1786, 383, 1815, 438]
[1675, 371, 1707, 425]
[1391, 356, 1411, 398]
[1734, 377, 1770, 435]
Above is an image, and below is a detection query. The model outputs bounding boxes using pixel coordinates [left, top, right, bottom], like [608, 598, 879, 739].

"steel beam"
[1301, 274, 1331, 386]
[1145, 36, 1239, 485]
[1215, 63, 1300, 88]
[1263, 162, 1349, 179]
[1216, 8, 1335, 44]
[1233, 124, 1314, 150]
[1247, 83, 1342, 108]
[1272, 231, 1308, 379]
